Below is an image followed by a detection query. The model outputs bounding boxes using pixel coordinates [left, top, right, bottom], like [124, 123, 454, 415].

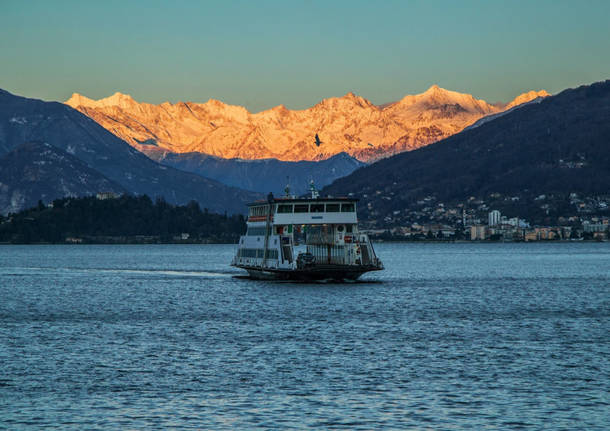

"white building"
[96, 192, 119, 200]
[488, 210, 501, 226]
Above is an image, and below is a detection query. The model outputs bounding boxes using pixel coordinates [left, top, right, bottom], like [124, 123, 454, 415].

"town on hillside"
[359, 192, 610, 242]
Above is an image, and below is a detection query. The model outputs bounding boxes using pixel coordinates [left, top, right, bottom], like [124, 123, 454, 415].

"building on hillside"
[524, 230, 539, 242]
[488, 210, 501, 226]
[534, 227, 560, 240]
[489, 225, 525, 241]
[583, 221, 607, 233]
[470, 224, 487, 240]
[96, 192, 120, 200]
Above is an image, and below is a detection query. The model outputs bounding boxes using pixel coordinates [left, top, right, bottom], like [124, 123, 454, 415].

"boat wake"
[12, 267, 234, 278]
[233, 274, 383, 284]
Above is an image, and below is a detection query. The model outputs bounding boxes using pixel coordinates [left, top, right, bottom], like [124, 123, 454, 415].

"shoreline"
[0, 239, 607, 245]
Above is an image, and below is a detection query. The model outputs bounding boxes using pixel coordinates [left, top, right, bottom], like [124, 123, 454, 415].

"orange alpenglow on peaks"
[505, 90, 550, 109]
[65, 86, 549, 162]
[66, 92, 137, 110]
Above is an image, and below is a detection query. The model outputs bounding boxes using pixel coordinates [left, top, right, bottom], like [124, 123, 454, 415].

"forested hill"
[0, 195, 246, 244]
[323, 80, 610, 222]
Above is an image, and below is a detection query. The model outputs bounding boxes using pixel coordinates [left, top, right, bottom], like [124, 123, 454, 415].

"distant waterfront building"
[96, 192, 119, 200]
[470, 225, 487, 241]
[583, 221, 607, 233]
[488, 210, 501, 226]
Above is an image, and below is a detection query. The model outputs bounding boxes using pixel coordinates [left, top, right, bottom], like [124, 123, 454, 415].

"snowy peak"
[65, 93, 96, 108]
[342, 91, 371, 104]
[201, 99, 251, 123]
[314, 92, 375, 110]
[421, 84, 456, 98]
[64, 85, 551, 162]
[506, 90, 550, 109]
[390, 85, 495, 115]
[419, 85, 494, 113]
[103, 92, 137, 108]
[66, 92, 137, 109]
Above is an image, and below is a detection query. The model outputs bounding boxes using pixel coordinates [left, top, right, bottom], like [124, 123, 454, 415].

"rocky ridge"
[66, 87, 549, 162]
[0, 89, 260, 214]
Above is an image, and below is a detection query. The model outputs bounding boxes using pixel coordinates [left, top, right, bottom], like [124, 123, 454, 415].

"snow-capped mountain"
[0, 89, 260, 214]
[66, 86, 549, 162]
[322, 81, 610, 223]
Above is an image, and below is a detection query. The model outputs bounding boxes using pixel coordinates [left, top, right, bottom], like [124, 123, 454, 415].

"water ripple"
[0, 243, 608, 430]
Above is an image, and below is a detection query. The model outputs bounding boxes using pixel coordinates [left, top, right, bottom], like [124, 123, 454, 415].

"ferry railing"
[305, 233, 335, 245]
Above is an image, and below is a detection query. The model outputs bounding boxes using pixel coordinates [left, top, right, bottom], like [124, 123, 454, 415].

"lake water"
[1, 243, 608, 429]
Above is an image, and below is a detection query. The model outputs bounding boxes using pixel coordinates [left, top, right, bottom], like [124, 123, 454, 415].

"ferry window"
[325, 203, 340, 212]
[346, 224, 353, 233]
[341, 203, 355, 212]
[337, 225, 345, 232]
[247, 227, 270, 236]
[310, 204, 324, 213]
[294, 204, 309, 213]
[278, 204, 293, 213]
[252, 206, 267, 216]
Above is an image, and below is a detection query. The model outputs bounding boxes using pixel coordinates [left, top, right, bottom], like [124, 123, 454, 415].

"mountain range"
[140, 148, 364, 195]
[0, 89, 259, 215]
[66, 86, 549, 162]
[323, 80, 610, 223]
[4, 81, 603, 220]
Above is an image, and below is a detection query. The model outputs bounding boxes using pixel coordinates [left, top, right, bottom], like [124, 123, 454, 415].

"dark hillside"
[0, 142, 125, 215]
[323, 80, 610, 223]
[142, 150, 364, 195]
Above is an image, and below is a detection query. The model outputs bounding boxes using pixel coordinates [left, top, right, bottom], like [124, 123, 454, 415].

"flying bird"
[314, 134, 323, 147]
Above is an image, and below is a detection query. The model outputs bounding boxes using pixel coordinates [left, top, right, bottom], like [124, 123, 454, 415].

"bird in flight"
[314, 134, 323, 147]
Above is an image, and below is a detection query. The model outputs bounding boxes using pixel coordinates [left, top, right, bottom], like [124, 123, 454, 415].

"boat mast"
[309, 180, 319, 199]
[261, 192, 273, 269]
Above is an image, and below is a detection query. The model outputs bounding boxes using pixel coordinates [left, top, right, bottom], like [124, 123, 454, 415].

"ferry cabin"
[232, 198, 380, 272]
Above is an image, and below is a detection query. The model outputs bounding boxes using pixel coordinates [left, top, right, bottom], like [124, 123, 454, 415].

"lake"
[1, 243, 608, 429]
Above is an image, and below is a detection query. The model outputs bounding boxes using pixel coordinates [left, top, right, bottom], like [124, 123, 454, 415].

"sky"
[1, 0, 609, 112]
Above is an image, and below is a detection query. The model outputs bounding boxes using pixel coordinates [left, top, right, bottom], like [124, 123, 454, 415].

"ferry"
[231, 183, 383, 281]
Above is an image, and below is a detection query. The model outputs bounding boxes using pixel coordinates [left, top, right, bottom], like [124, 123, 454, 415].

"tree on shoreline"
[0, 195, 246, 244]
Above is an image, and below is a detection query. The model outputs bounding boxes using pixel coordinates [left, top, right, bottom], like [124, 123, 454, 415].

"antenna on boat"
[284, 176, 291, 197]
[309, 179, 319, 199]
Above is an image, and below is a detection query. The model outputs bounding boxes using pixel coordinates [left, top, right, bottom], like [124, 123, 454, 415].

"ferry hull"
[235, 264, 382, 281]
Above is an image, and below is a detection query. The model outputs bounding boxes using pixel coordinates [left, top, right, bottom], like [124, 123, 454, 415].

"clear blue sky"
[1, 0, 609, 112]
